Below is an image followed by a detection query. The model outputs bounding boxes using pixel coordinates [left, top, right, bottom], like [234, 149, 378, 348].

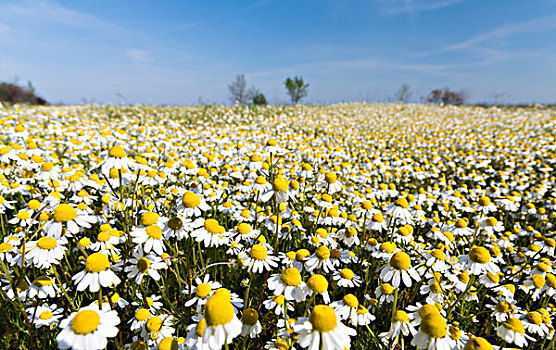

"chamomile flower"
[56, 302, 120, 350]
[200, 291, 242, 349]
[240, 308, 263, 338]
[24, 236, 68, 269]
[184, 275, 222, 312]
[411, 312, 453, 350]
[268, 267, 307, 302]
[380, 251, 420, 288]
[72, 252, 121, 292]
[43, 203, 96, 238]
[124, 248, 168, 284]
[131, 225, 166, 256]
[27, 303, 63, 329]
[497, 317, 533, 347]
[332, 268, 362, 288]
[294, 304, 356, 350]
[241, 244, 279, 273]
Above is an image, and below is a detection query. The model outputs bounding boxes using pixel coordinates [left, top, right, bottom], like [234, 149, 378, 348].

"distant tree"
[395, 83, 412, 103]
[228, 74, 250, 105]
[249, 87, 267, 106]
[284, 76, 309, 104]
[427, 88, 466, 106]
[0, 80, 47, 105]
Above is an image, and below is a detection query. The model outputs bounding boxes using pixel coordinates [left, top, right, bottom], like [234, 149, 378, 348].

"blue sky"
[1, 0, 555, 104]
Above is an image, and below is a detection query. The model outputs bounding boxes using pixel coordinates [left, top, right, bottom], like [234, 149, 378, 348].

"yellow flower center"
[97, 231, 110, 242]
[531, 274, 546, 289]
[340, 268, 354, 280]
[343, 294, 359, 308]
[17, 211, 31, 220]
[37, 237, 58, 250]
[158, 337, 179, 350]
[196, 283, 212, 298]
[250, 244, 267, 260]
[146, 316, 163, 333]
[419, 304, 440, 318]
[380, 242, 397, 253]
[267, 139, 278, 146]
[307, 274, 328, 293]
[430, 282, 443, 294]
[237, 223, 251, 235]
[296, 249, 310, 261]
[381, 283, 395, 295]
[315, 245, 330, 260]
[372, 212, 384, 223]
[85, 252, 110, 273]
[478, 196, 491, 206]
[503, 318, 525, 334]
[273, 295, 285, 305]
[71, 310, 100, 335]
[33, 276, 54, 287]
[145, 225, 163, 239]
[420, 313, 447, 338]
[137, 257, 151, 273]
[346, 227, 357, 238]
[109, 145, 126, 158]
[28, 199, 41, 210]
[182, 191, 200, 208]
[204, 219, 221, 234]
[546, 273, 556, 288]
[394, 198, 409, 209]
[485, 217, 498, 226]
[0, 242, 13, 253]
[536, 263, 550, 272]
[241, 308, 259, 326]
[141, 211, 159, 226]
[39, 310, 53, 320]
[463, 337, 493, 350]
[53, 204, 77, 222]
[325, 172, 337, 184]
[455, 219, 467, 228]
[205, 295, 235, 326]
[468, 247, 491, 264]
[309, 305, 337, 333]
[280, 267, 302, 286]
[392, 310, 410, 322]
[495, 301, 513, 313]
[196, 318, 207, 337]
[135, 308, 151, 321]
[526, 312, 542, 325]
[390, 251, 411, 270]
[431, 249, 446, 260]
[272, 178, 289, 192]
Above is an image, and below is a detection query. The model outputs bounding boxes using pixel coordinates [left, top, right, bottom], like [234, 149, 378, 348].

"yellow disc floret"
[309, 305, 337, 333]
[71, 310, 100, 335]
[53, 204, 77, 222]
[85, 252, 110, 273]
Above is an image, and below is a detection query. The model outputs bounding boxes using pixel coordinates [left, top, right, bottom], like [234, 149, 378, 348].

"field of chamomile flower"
[1, 103, 556, 350]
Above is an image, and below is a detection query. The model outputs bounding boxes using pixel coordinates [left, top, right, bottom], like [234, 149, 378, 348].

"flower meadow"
[1, 103, 556, 350]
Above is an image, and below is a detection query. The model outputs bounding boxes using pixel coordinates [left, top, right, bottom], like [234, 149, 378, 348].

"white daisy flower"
[56, 302, 120, 350]
[294, 305, 356, 350]
[72, 252, 121, 292]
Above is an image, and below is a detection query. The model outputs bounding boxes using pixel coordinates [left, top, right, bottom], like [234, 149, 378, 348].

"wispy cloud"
[125, 49, 153, 65]
[419, 15, 556, 56]
[249, 57, 485, 80]
[376, 0, 463, 15]
[176, 20, 204, 30]
[1, 0, 123, 32]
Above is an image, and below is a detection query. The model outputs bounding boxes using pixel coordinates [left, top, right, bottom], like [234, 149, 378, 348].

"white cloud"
[419, 15, 556, 56]
[376, 0, 463, 15]
[125, 49, 153, 65]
